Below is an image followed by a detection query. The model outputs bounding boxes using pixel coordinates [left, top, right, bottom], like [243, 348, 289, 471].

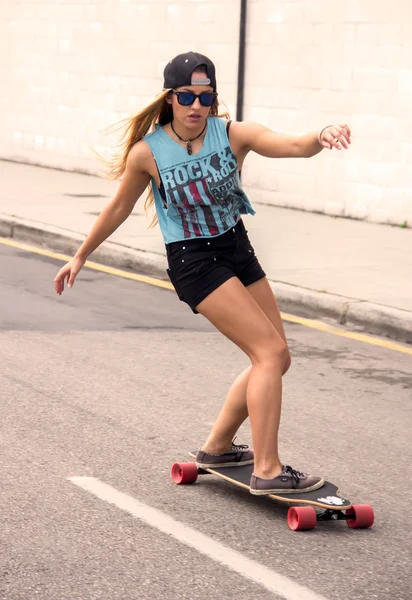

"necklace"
[170, 121, 207, 155]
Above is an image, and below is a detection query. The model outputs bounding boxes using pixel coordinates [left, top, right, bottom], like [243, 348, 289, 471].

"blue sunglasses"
[172, 90, 217, 107]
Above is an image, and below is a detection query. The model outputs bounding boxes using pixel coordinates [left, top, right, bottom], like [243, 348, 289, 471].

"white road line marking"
[69, 476, 329, 600]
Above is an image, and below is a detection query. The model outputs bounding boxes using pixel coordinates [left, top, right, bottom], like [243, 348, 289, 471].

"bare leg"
[202, 278, 291, 455]
[201, 366, 251, 454]
[196, 277, 290, 479]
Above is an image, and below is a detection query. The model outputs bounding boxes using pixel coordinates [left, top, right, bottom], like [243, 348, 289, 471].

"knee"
[277, 341, 291, 375]
[258, 337, 290, 374]
[282, 350, 292, 375]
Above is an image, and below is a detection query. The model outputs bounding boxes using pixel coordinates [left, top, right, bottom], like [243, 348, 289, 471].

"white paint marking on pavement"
[69, 476, 329, 600]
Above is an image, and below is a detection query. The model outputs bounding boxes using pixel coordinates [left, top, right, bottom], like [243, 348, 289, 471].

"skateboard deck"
[188, 452, 351, 510]
[171, 453, 374, 531]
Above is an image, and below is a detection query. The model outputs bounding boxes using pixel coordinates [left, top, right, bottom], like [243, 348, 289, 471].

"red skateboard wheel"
[346, 504, 374, 529]
[287, 506, 317, 531]
[171, 462, 198, 485]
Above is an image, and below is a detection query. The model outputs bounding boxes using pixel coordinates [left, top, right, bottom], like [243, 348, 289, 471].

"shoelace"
[283, 465, 305, 484]
[231, 437, 248, 451]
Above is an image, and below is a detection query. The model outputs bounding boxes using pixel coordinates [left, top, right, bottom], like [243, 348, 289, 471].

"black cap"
[163, 51, 217, 91]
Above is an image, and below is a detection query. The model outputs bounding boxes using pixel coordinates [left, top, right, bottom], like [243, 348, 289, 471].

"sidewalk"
[1, 159, 411, 344]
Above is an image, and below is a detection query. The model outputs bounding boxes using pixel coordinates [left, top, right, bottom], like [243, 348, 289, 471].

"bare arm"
[54, 141, 151, 294]
[230, 121, 351, 159]
[75, 143, 151, 260]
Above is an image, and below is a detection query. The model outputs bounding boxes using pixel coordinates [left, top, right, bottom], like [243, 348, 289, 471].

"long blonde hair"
[101, 88, 229, 228]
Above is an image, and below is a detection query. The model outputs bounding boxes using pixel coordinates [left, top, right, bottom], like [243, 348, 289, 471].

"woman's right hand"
[54, 256, 86, 295]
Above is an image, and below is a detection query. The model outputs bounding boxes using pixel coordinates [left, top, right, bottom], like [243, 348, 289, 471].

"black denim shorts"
[165, 219, 266, 313]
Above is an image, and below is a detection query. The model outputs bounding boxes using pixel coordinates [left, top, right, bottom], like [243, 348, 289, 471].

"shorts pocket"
[192, 252, 217, 276]
[246, 241, 255, 256]
[174, 249, 216, 277]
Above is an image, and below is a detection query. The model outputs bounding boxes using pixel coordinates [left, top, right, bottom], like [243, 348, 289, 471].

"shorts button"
[182, 246, 186, 250]
[232, 228, 235, 232]
[182, 259, 185, 263]
[214, 257, 217, 261]
[207, 242, 210, 245]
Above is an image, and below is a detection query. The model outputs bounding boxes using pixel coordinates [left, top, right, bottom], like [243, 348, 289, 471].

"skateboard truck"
[317, 509, 354, 522]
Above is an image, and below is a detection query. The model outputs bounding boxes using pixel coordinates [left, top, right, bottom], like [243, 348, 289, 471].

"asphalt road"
[1, 243, 411, 600]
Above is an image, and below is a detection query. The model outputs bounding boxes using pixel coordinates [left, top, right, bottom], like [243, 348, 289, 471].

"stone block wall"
[1, 0, 411, 225]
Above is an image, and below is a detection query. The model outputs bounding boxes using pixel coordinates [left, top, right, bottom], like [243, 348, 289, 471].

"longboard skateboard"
[171, 453, 374, 531]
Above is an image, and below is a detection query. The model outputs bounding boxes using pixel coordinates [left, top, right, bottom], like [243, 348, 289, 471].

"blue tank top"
[143, 116, 256, 244]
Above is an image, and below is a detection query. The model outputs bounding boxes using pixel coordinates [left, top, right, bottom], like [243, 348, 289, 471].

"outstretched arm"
[73, 144, 151, 261]
[54, 141, 151, 294]
[230, 121, 351, 159]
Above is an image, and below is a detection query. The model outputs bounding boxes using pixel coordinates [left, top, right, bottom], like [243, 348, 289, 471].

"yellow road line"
[0, 237, 173, 290]
[281, 312, 412, 356]
[1, 236, 411, 356]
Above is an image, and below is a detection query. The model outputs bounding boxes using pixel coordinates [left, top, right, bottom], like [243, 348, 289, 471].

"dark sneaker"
[196, 442, 254, 469]
[250, 465, 324, 495]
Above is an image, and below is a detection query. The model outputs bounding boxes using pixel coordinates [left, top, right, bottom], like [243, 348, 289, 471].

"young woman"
[54, 51, 351, 495]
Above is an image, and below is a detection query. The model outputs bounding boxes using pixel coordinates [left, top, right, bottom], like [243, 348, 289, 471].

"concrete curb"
[1, 214, 411, 345]
[0, 214, 168, 279]
[271, 280, 412, 345]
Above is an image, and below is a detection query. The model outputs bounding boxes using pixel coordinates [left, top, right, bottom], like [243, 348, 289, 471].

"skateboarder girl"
[54, 52, 351, 495]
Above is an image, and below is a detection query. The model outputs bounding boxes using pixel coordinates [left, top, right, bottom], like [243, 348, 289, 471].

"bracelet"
[318, 124, 333, 144]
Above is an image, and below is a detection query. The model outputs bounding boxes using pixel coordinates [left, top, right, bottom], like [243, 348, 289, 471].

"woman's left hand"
[319, 124, 351, 150]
